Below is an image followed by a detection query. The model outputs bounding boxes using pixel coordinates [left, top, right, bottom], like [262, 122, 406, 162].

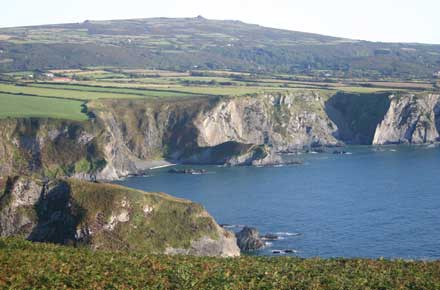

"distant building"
[43, 73, 54, 78]
[434, 71, 440, 78]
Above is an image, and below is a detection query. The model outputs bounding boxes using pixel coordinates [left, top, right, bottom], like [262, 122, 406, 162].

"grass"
[1, 238, 440, 289]
[0, 83, 160, 100]
[0, 93, 88, 121]
[29, 83, 205, 98]
[0, 67, 429, 121]
[66, 179, 217, 252]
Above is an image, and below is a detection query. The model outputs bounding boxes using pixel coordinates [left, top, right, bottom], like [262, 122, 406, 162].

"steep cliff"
[373, 94, 440, 145]
[1, 91, 439, 181]
[91, 91, 340, 176]
[193, 92, 340, 151]
[0, 176, 239, 257]
[325, 92, 392, 144]
[0, 118, 105, 179]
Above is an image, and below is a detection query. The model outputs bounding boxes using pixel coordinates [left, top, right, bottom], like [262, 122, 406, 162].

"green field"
[1, 238, 440, 289]
[0, 83, 200, 100]
[0, 93, 88, 121]
[0, 66, 433, 121]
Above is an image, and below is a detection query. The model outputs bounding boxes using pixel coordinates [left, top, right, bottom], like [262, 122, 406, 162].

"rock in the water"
[168, 168, 207, 175]
[284, 249, 296, 254]
[235, 226, 265, 251]
[261, 233, 279, 241]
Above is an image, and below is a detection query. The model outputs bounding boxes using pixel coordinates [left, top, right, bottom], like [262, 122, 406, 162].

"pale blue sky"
[2, 0, 439, 44]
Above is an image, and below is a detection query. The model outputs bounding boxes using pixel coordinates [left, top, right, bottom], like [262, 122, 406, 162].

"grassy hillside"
[1, 238, 440, 289]
[0, 17, 440, 78]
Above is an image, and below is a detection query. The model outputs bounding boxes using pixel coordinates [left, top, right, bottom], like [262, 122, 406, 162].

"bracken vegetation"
[1, 238, 440, 289]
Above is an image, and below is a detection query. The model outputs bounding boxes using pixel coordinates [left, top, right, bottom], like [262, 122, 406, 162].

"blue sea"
[115, 145, 440, 259]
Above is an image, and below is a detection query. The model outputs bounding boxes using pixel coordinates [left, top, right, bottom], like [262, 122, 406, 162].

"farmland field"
[0, 92, 87, 120]
[0, 67, 437, 120]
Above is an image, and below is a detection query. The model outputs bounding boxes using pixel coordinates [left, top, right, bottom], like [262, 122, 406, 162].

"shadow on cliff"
[434, 102, 440, 136]
[28, 181, 86, 245]
[325, 92, 391, 145]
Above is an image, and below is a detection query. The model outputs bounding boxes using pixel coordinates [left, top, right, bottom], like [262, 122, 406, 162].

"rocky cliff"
[0, 118, 105, 179]
[373, 94, 440, 145]
[90, 91, 341, 178]
[0, 91, 439, 181]
[0, 176, 239, 257]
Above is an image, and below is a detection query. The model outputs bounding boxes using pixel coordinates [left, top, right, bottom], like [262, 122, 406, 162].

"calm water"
[115, 146, 440, 259]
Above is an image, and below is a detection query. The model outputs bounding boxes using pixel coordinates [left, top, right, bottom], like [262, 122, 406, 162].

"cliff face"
[0, 118, 105, 179]
[325, 92, 392, 144]
[0, 176, 239, 257]
[373, 94, 440, 145]
[0, 91, 439, 181]
[193, 92, 340, 151]
[89, 92, 340, 178]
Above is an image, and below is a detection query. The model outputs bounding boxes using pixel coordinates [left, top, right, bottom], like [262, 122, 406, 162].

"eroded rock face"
[0, 177, 41, 236]
[0, 176, 239, 257]
[0, 119, 105, 180]
[165, 230, 240, 257]
[194, 93, 340, 152]
[373, 94, 440, 145]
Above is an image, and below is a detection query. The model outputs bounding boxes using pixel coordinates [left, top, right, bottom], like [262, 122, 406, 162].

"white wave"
[149, 164, 176, 170]
[271, 249, 299, 254]
[275, 232, 301, 236]
[222, 224, 245, 229]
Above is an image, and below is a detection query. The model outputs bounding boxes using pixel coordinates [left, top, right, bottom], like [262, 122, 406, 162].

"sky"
[2, 0, 439, 44]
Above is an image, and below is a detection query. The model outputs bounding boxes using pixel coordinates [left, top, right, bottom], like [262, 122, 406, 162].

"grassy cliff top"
[1, 238, 439, 289]
[1, 65, 436, 121]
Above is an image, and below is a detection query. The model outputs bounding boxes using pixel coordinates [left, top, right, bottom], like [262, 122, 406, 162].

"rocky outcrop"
[0, 176, 239, 257]
[235, 226, 265, 251]
[373, 94, 440, 145]
[165, 231, 239, 257]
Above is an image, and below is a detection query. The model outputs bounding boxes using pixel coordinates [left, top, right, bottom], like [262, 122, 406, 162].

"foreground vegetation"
[1, 238, 439, 289]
